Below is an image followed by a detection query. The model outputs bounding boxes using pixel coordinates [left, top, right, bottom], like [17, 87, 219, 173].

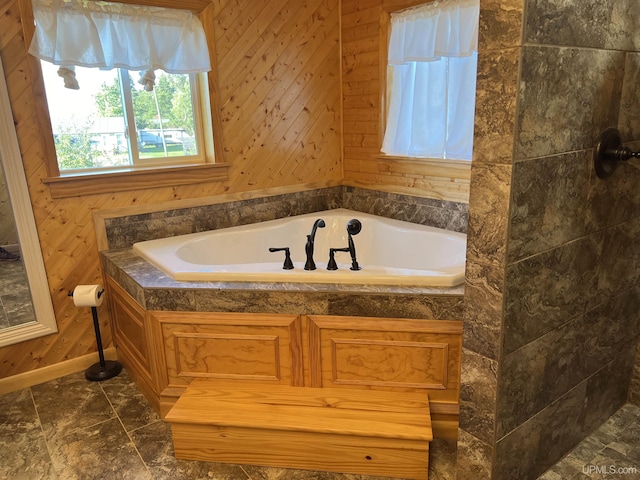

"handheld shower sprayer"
[346, 219, 362, 271]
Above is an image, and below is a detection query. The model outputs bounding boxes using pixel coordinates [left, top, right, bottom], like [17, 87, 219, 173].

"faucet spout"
[304, 219, 325, 270]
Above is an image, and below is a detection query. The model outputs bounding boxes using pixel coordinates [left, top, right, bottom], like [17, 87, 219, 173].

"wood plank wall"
[0, 0, 341, 379]
[341, 0, 470, 203]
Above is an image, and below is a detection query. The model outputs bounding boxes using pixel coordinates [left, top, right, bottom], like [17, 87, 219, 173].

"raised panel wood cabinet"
[147, 311, 304, 415]
[106, 277, 462, 437]
[105, 277, 159, 411]
[307, 315, 462, 439]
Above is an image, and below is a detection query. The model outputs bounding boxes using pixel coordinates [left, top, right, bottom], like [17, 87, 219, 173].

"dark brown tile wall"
[456, 0, 523, 476]
[459, 0, 640, 478]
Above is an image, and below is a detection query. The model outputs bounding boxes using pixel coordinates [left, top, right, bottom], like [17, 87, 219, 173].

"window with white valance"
[381, 0, 479, 160]
[28, 0, 211, 82]
[28, 0, 214, 175]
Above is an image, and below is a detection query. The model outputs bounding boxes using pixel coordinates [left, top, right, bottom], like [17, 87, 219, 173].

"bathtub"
[132, 209, 467, 287]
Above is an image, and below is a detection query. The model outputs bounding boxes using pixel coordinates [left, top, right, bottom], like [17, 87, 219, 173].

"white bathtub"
[132, 209, 467, 287]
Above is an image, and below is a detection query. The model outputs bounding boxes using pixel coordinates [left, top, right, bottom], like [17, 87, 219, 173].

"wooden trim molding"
[43, 163, 230, 199]
[0, 347, 117, 395]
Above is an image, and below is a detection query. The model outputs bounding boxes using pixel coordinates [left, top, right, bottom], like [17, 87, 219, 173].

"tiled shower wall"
[458, 1, 640, 479]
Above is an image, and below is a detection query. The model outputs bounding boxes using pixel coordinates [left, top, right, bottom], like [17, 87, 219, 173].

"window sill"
[375, 154, 472, 168]
[42, 163, 229, 199]
[374, 154, 471, 178]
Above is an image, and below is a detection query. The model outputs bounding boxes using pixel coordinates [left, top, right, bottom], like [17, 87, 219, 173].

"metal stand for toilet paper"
[85, 302, 122, 381]
[70, 287, 122, 381]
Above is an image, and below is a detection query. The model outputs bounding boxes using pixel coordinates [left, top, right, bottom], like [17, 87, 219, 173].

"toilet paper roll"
[72, 284, 104, 307]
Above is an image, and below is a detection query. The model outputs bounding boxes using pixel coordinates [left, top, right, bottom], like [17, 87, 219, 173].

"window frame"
[377, 5, 474, 171]
[24, 0, 229, 198]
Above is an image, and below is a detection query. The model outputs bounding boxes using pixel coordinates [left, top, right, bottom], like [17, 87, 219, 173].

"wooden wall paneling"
[219, 1, 337, 159]
[199, 3, 227, 164]
[342, 3, 380, 27]
[216, 0, 319, 116]
[382, 0, 428, 10]
[285, 101, 341, 181]
[256, 44, 342, 184]
[231, 38, 338, 171]
[0, 32, 26, 78]
[0, 1, 21, 48]
[18, 0, 60, 179]
[343, 171, 470, 203]
[0, 0, 343, 380]
[108, 0, 211, 10]
[342, 79, 378, 98]
[210, 0, 264, 58]
[342, 37, 379, 58]
[341, 20, 380, 43]
[222, 0, 342, 190]
[214, 0, 291, 86]
[4, 57, 28, 100]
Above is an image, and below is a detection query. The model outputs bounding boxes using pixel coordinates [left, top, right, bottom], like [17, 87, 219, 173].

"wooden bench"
[165, 380, 432, 479]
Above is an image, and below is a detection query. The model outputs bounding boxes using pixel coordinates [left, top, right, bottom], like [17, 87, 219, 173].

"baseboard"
[0, 347, 117, 395]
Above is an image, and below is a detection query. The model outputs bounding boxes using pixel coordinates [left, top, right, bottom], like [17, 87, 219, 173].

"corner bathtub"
[132, 209, 467, 287]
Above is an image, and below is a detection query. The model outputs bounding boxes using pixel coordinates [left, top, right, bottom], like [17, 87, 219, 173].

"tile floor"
[0, 256, 35, 329]
[538, 403, 640, 480]
[0, 369, 457, 480]
[1, 367, 638, 480]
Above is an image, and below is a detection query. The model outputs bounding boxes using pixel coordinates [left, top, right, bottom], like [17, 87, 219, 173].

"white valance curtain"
[28, 0, 211, 89]
[382, 0, 479, 160]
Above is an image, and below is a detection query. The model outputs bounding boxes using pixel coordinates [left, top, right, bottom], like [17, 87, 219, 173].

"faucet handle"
[327, 247, 350, 270]
[268, 247, 294, 270]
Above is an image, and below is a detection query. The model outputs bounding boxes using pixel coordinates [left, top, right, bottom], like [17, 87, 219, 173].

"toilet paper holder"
[594, 127, 640, 178]
[69, 286, 122, 381]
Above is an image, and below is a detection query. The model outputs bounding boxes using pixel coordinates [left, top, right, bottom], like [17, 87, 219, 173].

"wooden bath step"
[165, 380, 432, 480]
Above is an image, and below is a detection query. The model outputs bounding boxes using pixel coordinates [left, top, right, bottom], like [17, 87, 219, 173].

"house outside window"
[29, 0, 212, 175]
[40, 62, 204, 173]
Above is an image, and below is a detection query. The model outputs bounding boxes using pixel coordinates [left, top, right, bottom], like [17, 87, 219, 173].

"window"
[381, 0, 479, 161]
[28, 0, 216, 177]
[41, 62, 204, 173]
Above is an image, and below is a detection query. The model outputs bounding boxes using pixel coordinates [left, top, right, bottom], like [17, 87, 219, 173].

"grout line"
[99, 380, 155, 479]
[29, 386, 57, 474]
[239, 465, 252, 479]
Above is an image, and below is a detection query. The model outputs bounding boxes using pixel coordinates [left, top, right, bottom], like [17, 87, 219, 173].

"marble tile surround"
[458, 0, 640, 478]
[466, 162, 511, 267]
[478, 0, 523, 51]
[100, 185, 467, 321]
[498, 289, 640, 438]
[473, 48, 519, 165]
[515, 46, 625, 161]
[103, 186, 468, 250]
[101, 249, 465, 321]
[525, 0, 640, 51]
[495, 347, 636, 479]
[631, 347, 640, 407]
[503, 233, 603, 355]
[508, 151, 591, 262]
